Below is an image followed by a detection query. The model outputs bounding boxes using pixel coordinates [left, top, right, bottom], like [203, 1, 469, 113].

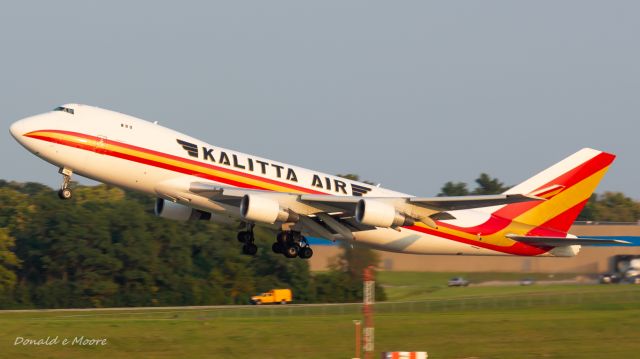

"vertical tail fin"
[496, 148, 616, 235]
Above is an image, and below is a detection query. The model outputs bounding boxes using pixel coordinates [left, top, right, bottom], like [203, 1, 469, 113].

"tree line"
[0, 173, 637, 309]
[0, 179, 384, 309]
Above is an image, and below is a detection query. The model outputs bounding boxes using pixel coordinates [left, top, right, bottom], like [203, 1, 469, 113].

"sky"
[1, 1, 639, 198]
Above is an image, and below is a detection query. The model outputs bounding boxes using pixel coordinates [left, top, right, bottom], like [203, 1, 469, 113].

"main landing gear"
[236, 227, 314, 259]
[271, 231, 313, 259]
[237, 223, 258, 256]
[57, 167, 73, 200]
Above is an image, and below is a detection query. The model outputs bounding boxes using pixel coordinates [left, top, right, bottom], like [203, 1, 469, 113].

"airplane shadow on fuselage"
[382, 233, 422, 251]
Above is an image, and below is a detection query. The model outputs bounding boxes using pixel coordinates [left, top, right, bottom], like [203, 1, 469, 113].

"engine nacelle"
[355, 199, 414, 228]
[240, 194, 297, 224]
[155, 198, 214, 222]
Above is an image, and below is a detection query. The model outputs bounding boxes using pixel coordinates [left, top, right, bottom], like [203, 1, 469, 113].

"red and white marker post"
[363, 266, 375, 359]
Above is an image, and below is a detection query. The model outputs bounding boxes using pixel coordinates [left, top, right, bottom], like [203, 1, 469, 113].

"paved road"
[0, 302, 362, 314]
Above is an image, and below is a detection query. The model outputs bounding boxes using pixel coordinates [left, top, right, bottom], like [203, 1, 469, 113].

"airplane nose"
[9, 116, 41, 147]
[10, 113, 54, 154]
[9, 119, 26, 139]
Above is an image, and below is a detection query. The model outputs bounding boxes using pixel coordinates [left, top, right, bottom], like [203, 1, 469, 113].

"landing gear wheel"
[58, 188, 72, 200]
[272, 242, 283, 254]
[58, 167, 73, 201]
[276, 231, 314, 259]
[298, 246, 313, 259]
[239, 223, 257, 255]
[237, 231, 252, 243]
[242, 243, 258, 255]
[284, 244, 299, 258]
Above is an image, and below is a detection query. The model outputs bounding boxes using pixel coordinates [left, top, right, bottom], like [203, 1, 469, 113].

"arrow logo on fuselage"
[177, 139, 198, 158]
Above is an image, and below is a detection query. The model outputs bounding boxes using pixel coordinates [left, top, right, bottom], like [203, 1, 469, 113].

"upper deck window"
[53, 106, 74, 115]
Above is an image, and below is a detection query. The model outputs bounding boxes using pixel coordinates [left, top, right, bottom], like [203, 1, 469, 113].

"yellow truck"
[250, 289, 292, 305]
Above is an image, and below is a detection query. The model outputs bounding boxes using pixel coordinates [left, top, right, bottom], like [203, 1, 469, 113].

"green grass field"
[1, 273, 639, 358]
[378, 271, 591, 301]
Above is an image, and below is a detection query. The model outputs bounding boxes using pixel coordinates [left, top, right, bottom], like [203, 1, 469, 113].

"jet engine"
[355, 199, 414, 228]
[240, 194, 297, 224]
[155, 198, 215, 221]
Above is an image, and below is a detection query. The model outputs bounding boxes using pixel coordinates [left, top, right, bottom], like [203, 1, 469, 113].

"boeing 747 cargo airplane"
[9, 104, 628, 259]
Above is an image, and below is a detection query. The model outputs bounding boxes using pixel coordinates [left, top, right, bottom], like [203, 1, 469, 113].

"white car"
[448, 277, 470, 287]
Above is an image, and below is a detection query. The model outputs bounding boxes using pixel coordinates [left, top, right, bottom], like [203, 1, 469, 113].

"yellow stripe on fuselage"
[103, 142, 308, 194]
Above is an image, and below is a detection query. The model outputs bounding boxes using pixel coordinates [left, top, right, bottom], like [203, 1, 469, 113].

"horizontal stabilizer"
[506, 234, 630, 247]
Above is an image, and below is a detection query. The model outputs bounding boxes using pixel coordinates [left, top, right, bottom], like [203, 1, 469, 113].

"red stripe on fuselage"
[406, 225, 549, 256]
[25, 130, 325, 194]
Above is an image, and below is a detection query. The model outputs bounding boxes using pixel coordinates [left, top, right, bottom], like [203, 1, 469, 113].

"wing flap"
[410, 194, 542, 211]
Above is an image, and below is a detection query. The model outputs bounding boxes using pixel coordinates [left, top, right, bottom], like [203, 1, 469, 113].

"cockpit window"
[53, 106, 74, 115]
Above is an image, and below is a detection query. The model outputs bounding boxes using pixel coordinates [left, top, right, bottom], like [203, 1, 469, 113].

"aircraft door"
[94, 135, 107, 154]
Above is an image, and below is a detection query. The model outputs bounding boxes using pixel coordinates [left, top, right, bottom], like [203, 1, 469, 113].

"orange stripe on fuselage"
[25, 130, 325, 195]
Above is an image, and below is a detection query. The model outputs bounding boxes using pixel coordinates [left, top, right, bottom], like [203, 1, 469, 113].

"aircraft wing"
[151, 180, 547, 241]
[506, 234, 631, 247]
[158, 180, 627, 247]
[189, 182, 542, 216]
[182, 182, 543, 237]
[298, 193, 542, 212]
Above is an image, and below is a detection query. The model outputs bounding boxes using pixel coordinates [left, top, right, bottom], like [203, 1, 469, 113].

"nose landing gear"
[57, 167, 73, 200]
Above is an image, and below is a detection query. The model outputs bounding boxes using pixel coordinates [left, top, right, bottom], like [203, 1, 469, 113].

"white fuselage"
[9, 104, 554, 256]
